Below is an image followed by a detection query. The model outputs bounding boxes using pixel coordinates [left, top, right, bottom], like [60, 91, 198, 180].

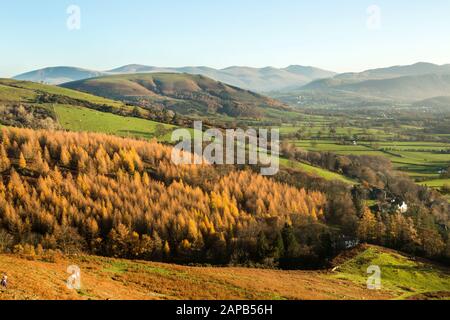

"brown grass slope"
[0, 251, 393, 301]
[2, 245, 449, 300]
[61, 73, 288, 118]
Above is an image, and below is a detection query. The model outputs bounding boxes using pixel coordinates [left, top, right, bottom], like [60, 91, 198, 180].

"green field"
[290, 139, 450, 181]
[0, 79, 125, 108]
[332, 246, 450, 300]
[420, 178, 450, 188]
[279, 158, 356, 185]
[0, 83, 37, 102]
[54, 105, 177, 142]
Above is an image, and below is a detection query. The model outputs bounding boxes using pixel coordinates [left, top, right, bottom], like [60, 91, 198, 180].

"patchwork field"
[291, 140, 450, 182]
[420, 178, 450, 188]
[277, 118, 450, 189]
[0, 246, 448, 300]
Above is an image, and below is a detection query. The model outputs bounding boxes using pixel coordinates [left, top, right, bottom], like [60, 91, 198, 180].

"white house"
[398, 202, 408, 214]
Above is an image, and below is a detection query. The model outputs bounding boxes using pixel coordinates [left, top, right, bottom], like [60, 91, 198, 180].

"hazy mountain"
[335, 62, 450, 81]
[108, 64, 336, 92]
[284, 65, 337, 80]
[13, 67, 107, 85]
[107, 64, 175, 74]
[301, 73, 450, 102]
[14, 64, 336, 92]
[216, 66, 334, 92]
[335, 74, 450, 101]
[61, 73, 288, 118]
[304, 62, 450, 90]
[278, 63, 450, 105]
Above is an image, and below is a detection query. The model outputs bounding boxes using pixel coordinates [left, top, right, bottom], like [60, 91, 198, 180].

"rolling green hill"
[0, 78, 125, 108]
[61, 73, 289, 118]
[53, 105, 176, 142]
[0, 79, 180, 140]
[331, 245, 450, 300]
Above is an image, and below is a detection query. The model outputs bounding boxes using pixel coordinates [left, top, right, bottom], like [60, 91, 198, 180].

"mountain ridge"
[275, 62, 450, 105]
[13, 64, 336, 92]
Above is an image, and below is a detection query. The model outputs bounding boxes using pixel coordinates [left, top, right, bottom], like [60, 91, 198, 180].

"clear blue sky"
[1, 0, 450, 77]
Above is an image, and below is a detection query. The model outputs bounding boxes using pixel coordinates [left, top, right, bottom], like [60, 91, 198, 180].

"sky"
[1, 0, 450, 77]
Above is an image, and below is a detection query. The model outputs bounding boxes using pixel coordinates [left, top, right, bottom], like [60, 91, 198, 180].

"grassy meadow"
[332, 246, 450, 300]
[54, 105, 177, 142]
[0, 79, 125, 108]
[279, 157, 356, 185]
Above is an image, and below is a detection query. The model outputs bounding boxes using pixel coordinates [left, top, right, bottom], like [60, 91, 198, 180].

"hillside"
[0, 246, 448, 300]
[0, 79, 123, 107]
[14, 65, 336, 92]
[335, 62, 450, 81]
[334, 74, 450, 102]
[300, 73, 450, 102]
[0, 78, 180, 136]
[61, 73, 289, 118]
[414, 96, 450, 109]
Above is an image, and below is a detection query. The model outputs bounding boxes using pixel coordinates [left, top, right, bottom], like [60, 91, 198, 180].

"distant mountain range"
[13, 64, 336, 92]
[13, 62, 450, 106]
[278, 62, 450, 105]
[303, 73, 450, 102]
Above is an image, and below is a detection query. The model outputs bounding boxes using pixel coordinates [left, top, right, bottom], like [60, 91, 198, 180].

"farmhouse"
[398, 202, 408, 214]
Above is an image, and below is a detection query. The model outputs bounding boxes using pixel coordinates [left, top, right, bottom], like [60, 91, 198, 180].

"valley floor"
[0, 246, 448, 300]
